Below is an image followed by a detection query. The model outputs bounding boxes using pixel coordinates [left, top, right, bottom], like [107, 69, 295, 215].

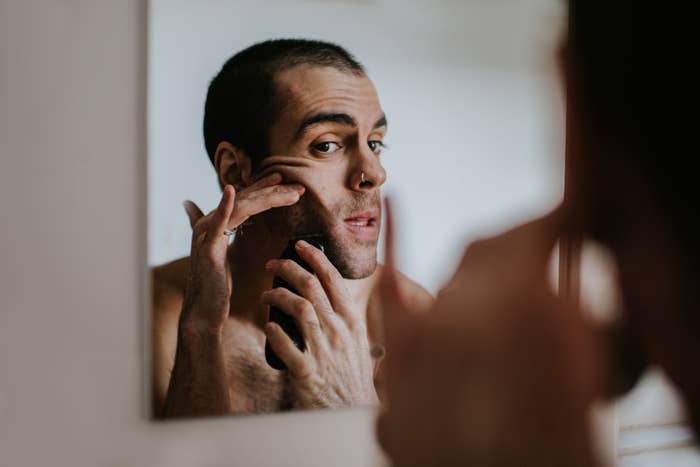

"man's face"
[255, 65, 387, 279]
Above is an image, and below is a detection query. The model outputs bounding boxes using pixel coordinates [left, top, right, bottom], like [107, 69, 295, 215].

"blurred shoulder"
[374, 264, 434, 312]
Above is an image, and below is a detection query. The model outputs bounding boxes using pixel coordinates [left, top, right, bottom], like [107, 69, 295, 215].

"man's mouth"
[343, 211, 380, 240]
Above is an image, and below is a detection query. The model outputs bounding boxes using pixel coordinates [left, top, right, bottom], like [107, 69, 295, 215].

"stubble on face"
[252, 65, 386, 279]
[260, 189, 380, 279]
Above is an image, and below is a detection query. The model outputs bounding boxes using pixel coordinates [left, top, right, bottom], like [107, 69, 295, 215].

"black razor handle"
[265, 234, 325, 370]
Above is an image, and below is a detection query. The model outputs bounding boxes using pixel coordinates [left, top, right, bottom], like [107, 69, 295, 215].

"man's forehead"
[275, 65, 383, 120]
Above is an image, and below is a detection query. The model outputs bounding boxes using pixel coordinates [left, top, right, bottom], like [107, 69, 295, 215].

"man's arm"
[152, 259, 230, 418]
[151, 266, 180, 417]
[154, 175, 306, 418]
[162, 319, 231, 418]
[151, 263, 231, 419]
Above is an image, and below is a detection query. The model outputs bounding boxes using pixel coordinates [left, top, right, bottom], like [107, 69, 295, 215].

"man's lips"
[344, 210, 379, 225]
[343, 211, 379, 239]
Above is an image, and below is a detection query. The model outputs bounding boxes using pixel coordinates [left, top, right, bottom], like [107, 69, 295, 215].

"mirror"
[148, 0, 565, 419]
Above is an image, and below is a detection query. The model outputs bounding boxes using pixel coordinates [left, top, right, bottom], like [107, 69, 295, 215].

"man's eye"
[368, 140, 386, 154]
[312, 141, 341, 154]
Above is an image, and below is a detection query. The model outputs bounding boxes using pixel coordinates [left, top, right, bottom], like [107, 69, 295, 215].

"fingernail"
[264, 323, 275, 335]
[295, 240, 309, 250]
[265, 260, 275, 270]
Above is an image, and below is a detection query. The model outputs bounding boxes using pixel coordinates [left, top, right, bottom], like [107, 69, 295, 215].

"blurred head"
[203, 39, 387, 279]
[565, 1, 700, 431]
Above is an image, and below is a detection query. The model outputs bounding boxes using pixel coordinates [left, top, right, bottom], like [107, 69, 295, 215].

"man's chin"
[339, 257, 378, 280]
[324, 236, 378, 279]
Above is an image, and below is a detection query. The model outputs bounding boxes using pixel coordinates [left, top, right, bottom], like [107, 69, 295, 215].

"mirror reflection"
[148, 0, 564, 419]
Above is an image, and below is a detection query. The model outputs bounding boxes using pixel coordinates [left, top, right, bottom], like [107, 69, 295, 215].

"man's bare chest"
[220, 321, 290, 413]
[218, 304, 385, 413]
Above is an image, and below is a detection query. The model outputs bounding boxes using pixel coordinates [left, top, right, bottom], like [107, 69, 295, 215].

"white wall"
[148, 0, 566, 293]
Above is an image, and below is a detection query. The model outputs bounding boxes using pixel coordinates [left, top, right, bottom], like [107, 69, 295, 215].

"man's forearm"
[161, 325, 230, 418]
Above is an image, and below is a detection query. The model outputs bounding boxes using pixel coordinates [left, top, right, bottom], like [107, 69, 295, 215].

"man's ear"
[214, 141, 253, 190]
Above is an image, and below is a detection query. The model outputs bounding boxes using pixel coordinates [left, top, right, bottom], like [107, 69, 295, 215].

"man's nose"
[349, 147, 387, 191]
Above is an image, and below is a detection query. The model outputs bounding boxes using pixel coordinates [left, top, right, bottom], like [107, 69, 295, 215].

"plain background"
[3, 1, 697, 466]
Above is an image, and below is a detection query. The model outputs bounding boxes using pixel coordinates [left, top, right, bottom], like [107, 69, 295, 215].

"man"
[377, 1, 699, 466]
[151, 39, 432, 418]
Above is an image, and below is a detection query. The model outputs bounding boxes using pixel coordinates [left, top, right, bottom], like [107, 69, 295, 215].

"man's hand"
[161, 173, 304, 418]
[262, 240, 378, 409]
[376, 200, 603, 467]
[179, 173, 305, 336]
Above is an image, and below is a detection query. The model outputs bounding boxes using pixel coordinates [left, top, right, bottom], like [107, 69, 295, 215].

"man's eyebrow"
[295, 113, 356, 140]
[373, 115, 388, 130]
[294, 113, 388, 140]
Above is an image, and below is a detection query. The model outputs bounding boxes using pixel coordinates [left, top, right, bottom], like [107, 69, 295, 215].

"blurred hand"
[376, 200, 602, 467]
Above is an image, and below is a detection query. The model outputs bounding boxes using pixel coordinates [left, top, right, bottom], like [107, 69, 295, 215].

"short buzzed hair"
[203, 39, 366, 172]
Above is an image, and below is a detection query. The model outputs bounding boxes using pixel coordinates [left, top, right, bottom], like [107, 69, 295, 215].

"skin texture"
[151, 65, 432, 418]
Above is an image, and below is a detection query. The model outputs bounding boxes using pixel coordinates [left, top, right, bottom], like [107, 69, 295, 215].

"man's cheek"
[255, 157, 322, 184]
[299, 181, 342, 214]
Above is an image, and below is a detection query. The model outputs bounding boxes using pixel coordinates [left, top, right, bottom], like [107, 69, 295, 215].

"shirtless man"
[151, 39, 432, 418]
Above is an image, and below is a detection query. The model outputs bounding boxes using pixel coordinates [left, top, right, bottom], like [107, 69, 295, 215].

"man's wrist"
[178, 312, 224, 344]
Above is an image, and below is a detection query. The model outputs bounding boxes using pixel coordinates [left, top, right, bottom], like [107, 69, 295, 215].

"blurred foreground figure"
[377, 1, 698, 466]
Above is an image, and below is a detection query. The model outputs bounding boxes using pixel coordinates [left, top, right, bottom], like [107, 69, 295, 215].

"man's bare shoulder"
[150, 256, 191, 415]
[151, 256, 190, 318]
[373, 264, 434, 312]
[365, 265, 434, 353]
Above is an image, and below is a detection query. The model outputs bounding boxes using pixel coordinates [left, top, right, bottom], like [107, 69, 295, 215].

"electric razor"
[265, 233, 325, 370]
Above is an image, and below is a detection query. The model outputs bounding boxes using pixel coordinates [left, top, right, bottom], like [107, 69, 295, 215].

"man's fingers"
[206, 185, 236, 243]
[293, 240, 349, 316]
[183, 200, 205, 229]
[380, 196, 404, 331]
[379, 197, 419, 356]
[246, 172, 283, 190]
[383, 196, 397, 271]
[264, 322, 311, 377]
[261, 288, 324, 345]
[265, 259, 334, 324]
[232, 184, 305, 227]
[375, 409, 394, 458]
[508, 205, 565, 260]
[457, 203, 566, 280]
